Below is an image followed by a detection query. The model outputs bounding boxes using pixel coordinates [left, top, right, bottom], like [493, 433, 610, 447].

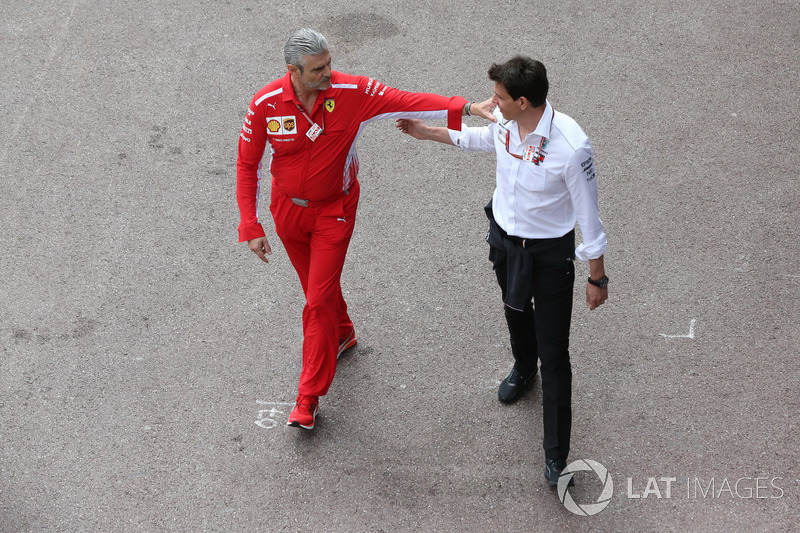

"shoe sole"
[337, 331, 357, 360]
[287, 405, 319, 430]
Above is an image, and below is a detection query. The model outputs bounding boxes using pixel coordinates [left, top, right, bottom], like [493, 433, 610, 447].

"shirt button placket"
[508, 158, 522, 233]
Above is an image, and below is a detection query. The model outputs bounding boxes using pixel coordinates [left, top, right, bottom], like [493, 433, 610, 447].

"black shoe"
[497, 366, 534, 403]
[545, 458, 575, 488]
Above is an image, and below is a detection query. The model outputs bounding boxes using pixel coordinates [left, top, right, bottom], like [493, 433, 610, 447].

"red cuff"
[238, 221, 266, 243]
[447, 96, 469, 131]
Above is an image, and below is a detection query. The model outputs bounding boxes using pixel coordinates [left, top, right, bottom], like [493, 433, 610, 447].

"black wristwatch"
[587, 275, 609, 288]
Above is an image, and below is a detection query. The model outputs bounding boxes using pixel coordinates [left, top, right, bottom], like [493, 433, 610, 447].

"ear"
[287, 64, 300, 76]
[517, 96, 530, 111]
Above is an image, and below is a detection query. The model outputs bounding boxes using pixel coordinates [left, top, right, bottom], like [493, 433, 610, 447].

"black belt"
[505, 234, 531, 248]
[496, 224, 534, 248]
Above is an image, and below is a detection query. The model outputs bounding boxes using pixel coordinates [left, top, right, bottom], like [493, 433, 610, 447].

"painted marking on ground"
[660, 319, 696, 339]
[255, 400, 295, 429]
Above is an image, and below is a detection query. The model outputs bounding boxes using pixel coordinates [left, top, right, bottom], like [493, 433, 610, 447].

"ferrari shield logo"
[325, 99, 335, 112]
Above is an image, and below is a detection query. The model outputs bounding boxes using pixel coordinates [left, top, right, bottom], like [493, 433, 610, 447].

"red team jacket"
[236, 71, 468, 242]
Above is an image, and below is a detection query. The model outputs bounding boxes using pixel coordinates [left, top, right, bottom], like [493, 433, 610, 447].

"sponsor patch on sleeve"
[581, 156, 596, 181]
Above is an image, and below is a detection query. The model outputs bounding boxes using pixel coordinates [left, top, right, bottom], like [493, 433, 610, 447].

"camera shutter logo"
[558, 459, 614, 516]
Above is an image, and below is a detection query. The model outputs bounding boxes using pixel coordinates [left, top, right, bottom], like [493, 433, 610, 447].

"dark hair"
[487, 56, 548, 107]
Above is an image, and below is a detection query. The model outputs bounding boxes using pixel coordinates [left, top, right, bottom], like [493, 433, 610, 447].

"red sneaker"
[287, 395, 319, 430]
[337, 329, 357, 360]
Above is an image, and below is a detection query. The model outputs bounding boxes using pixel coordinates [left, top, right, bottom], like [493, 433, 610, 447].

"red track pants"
[270, 179, 360, 398]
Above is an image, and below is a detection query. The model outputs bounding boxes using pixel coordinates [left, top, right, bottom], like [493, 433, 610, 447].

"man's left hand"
[586, 284, 608, 310]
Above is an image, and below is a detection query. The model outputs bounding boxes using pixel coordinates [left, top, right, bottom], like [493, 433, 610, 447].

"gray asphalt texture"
[2, 1, 799, 531]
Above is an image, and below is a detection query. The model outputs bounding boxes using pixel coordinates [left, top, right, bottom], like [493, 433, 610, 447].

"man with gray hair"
[236, 28, 493, 430]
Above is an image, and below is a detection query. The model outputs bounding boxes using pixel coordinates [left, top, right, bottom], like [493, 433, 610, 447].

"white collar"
[496, 99, 554, 140]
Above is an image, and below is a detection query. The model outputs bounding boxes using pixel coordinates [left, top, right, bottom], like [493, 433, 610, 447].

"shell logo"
[267, 119, 281, 133]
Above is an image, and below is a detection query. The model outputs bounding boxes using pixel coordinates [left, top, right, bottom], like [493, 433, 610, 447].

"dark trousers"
[490, 229, 575, 460]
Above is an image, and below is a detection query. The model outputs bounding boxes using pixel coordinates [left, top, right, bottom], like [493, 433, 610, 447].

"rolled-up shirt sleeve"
[565, 144, 607, 261]
[448, 124, 496, 152]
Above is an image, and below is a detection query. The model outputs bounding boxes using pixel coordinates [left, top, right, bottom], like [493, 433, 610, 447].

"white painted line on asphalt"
[1, 1, 80, 167]
[660, 319, 696, 339]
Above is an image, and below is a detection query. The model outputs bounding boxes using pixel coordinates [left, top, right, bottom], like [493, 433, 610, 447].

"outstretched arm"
[395, 118, 455, 145]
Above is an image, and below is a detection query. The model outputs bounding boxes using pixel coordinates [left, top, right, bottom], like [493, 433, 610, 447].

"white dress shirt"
[449, 100, 607, 261]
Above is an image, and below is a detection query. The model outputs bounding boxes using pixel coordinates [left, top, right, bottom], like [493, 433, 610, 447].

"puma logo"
[267, 102, 277, 110]
[337, 217, 347, 222]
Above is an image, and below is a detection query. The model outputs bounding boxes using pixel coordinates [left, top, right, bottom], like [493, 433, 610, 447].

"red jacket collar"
[280, 70, 340, 107]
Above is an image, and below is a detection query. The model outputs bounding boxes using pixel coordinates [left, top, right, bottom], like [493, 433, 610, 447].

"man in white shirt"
[396, 56, 608, 488]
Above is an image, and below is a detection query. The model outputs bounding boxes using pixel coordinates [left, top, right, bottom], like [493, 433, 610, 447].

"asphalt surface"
[1, 1, 799, 531]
